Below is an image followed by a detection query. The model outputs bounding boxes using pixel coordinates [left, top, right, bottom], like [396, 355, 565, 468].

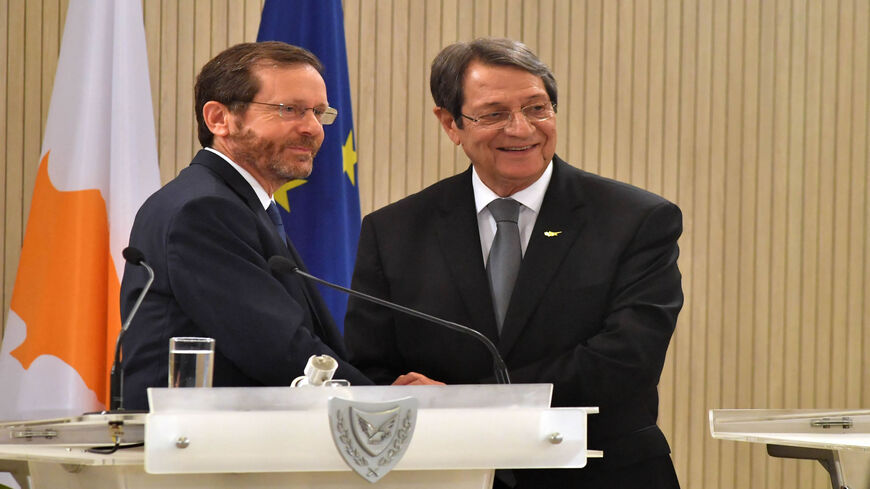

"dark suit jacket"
[345, 155, 682, 488]
[120, 149, 370, 410]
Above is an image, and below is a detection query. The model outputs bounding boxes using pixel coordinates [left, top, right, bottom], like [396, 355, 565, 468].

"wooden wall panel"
[2, 2, 868, 488]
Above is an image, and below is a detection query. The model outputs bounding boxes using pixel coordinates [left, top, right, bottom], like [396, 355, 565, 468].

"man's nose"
[295, 109, 322, 135]
[503, 110, 535, 135]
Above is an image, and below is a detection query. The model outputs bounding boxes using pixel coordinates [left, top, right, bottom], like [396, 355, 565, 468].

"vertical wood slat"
[23, 0, 42, 230]
[667, 0, 691, 484]
[0, 0, 8, 325]
[565, 1, 584, 173]
[4, 0, 27, 325]
[157, 0, 178, 182]
[437, 0, 459, 179]
[372, 0, 392, 209]
[389, 0, 408, 202]
[582, 0, 601, 176]
[551, 0, 570, 162]
[849, 0, 870, 411]
[405, 0, 425, 194]
[355, 0, 376, 213]
[420, 0, 441, 190]
[2, 3, 868, 489]
[174, 1, 194, 174]
[830, 0, 853, 413]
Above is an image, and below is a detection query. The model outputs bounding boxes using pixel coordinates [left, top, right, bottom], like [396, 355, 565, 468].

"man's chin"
[274, 159, 313, 181]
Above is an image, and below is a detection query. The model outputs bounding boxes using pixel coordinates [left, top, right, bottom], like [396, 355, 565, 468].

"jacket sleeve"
[165, 195, 370, 386]
[344, 214, 407, 384]
[506, 200, 683, 408]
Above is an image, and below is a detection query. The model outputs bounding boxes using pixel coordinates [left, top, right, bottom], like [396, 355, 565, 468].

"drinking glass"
[168, 337, 215, 388]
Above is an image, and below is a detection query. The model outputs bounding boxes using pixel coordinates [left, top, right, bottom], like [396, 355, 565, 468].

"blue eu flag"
[258, 0, 360, 332]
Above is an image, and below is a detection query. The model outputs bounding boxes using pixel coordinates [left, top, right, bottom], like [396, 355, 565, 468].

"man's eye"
[479, 111, 508, 122]
[282, 105, 300, 115]
[312, 107, 326, 117]
[525, 104, 549, 116]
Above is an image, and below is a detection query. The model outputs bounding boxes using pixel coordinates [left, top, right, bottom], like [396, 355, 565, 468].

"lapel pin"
[544, 231, 562, 237]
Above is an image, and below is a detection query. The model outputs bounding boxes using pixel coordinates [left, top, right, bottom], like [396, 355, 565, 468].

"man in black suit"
[345, 38, 682, 488]
[120, 42, 371, 410]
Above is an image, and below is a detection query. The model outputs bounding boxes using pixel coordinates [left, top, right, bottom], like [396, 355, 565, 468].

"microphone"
[109, 246, 155, 411]
[268, 255, 510, 384]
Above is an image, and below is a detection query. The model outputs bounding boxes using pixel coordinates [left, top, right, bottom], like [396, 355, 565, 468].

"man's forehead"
[252, 63, 328, 100]
[462, 74, 548, 108]
[251, 62, 322, 80]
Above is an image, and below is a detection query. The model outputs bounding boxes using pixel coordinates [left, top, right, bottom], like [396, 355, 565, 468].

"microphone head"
[122, 246, 146, 265]
[268, 255, 297, 274]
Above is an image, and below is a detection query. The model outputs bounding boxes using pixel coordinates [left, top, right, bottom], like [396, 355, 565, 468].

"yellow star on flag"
[274, 179, 307, 212]
[342, 130, 357, 186]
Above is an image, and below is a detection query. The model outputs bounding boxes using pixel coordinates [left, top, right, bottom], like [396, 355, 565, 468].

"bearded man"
[119, 42, 371, 409]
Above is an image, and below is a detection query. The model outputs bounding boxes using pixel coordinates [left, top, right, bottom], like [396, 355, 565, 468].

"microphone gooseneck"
[110, 246, 156, 411]
[267, 255, 511, 384]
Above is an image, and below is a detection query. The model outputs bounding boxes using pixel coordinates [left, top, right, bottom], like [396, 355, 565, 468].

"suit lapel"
[192, 150, 262, 209]
[434, 169, 501, 344]
[498, 157, 587, 356]
[192, 150, 328, 338]
[192, 150, 289, 250]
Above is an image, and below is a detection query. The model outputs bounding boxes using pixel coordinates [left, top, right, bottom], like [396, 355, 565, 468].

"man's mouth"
[499, 144, 536, 152]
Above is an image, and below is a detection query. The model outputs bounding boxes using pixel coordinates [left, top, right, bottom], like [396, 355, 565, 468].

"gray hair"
[430, 38, 558, 128]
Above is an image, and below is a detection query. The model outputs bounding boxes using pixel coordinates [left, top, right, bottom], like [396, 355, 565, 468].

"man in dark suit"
[345, 38, 682, 488]
[120, 42, 371, 410]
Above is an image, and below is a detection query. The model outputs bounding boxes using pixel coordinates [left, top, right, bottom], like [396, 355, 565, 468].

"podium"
[0, 384, 600, 488]
[709, 409, 870, 489]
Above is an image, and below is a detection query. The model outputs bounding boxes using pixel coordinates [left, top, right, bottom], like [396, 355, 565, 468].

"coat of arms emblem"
[328, 397, 418, 483]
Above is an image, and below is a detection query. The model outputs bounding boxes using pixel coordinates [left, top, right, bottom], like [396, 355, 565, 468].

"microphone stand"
[109, 250, 155, 411]
[280, 262, 510, 384]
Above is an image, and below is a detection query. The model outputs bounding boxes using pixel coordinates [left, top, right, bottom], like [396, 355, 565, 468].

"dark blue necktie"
[266, 201, 288, 246]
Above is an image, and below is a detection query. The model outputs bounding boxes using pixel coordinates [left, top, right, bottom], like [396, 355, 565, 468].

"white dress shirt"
[205, 146, 273, 211]
[472, 161, 553, 265]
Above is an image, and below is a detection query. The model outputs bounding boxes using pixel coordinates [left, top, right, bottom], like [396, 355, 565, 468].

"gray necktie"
[486, 198, 522, 332]
[266, 201, 288, 246]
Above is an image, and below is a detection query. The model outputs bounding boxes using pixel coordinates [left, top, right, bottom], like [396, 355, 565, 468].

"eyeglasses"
[461, 102, 557, 129]
[244, 101, 338, 125]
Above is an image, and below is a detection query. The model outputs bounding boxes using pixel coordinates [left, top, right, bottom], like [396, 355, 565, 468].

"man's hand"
[392, 371, 445, 385]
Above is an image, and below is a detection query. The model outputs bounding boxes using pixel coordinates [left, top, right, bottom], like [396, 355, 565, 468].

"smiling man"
[119, 42, 371, 410]
[345, 38, 683, 488]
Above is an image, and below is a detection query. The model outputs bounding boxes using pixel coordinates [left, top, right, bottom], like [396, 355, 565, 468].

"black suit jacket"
[345, 156, 682, 487]
[120, 149, 370, 409]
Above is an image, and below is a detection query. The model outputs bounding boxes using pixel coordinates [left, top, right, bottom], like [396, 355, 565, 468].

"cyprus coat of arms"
[328, 397, 418, 483]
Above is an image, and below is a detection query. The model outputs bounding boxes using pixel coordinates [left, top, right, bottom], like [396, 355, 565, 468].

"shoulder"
[553, 157, 680, 216]
[134, 161, 255, 235]
[365, 169, 471, 221]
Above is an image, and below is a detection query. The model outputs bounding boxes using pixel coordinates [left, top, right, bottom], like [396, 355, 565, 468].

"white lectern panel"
[145, 385, 598, 475]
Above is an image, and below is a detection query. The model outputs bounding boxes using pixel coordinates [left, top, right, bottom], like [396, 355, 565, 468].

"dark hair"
[430, 38, 558, 128]
[194, 41, 324, 147]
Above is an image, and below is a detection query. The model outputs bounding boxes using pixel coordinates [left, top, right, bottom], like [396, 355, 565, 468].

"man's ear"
[433, 106, 462, 146]
[202, 101, 234, 138]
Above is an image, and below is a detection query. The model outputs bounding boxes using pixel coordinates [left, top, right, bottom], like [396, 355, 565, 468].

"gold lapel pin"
[544, 231, 562, 237]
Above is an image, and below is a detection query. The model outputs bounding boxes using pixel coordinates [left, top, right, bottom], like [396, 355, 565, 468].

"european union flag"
[258, 0, 360, 332]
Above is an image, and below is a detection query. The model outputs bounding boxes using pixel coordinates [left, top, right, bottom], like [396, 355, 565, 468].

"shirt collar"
[472, 160, 553, 214]
[205, 147, 273, 210]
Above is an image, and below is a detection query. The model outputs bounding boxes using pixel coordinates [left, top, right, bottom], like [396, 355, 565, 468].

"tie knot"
[488, 198, 520, 223]
[266, 202, 283, 226]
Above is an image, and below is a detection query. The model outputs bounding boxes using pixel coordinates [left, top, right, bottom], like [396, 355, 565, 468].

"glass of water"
[168, 337, 215, 388]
